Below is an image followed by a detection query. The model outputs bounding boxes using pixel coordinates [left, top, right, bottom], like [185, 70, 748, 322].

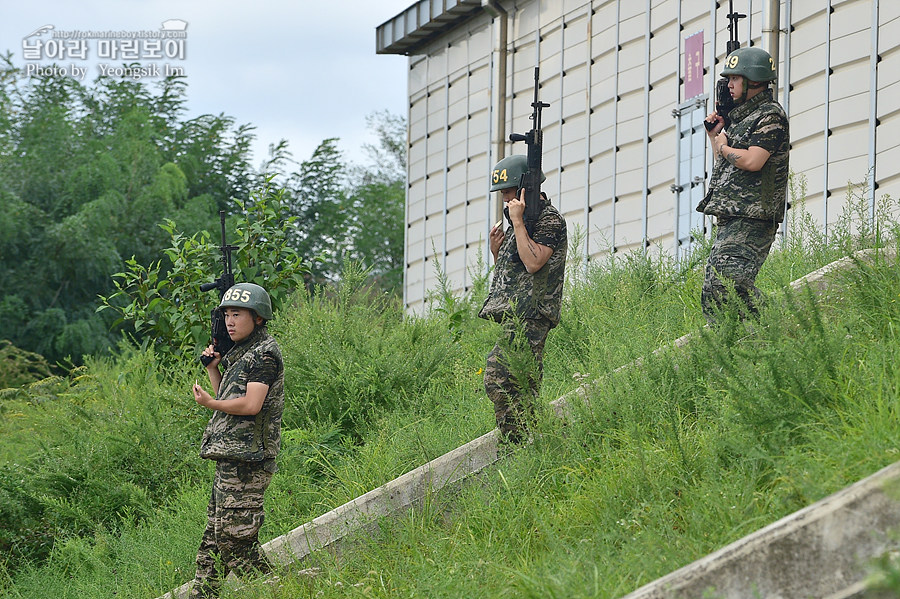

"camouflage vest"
[478, 198, 568, 327]
[699, 88, 790, 223]
[200, 326, 284, 462]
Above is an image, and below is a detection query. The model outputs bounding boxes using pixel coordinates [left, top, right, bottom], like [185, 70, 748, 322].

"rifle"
[705, 0, 746, 132]
[198, 210, 238, 366]
[508, 66, 550, 236]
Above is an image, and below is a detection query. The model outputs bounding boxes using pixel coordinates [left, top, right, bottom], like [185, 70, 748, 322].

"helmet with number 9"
[720, 47, 777, 82]
[489, 155, 546, 192]
[218, 283, 273, 321]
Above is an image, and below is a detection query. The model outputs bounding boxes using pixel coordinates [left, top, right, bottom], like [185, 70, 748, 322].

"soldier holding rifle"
[479, 68, 568, 444]
[190, 217, 285, 599]
[699, 38, 790, 321]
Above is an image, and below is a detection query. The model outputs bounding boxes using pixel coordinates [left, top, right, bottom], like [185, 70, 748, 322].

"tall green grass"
[228, 245, 900, 598]
[2, 178, 899, 598]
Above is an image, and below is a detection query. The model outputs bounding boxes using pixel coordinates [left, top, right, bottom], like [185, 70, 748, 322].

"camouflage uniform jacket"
[200, 325, 284, 463]
[698, 88, 790, 223]
[479, 197, 568, 327]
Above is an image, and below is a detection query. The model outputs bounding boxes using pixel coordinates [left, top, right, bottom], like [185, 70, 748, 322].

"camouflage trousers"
[191, 459, 274, 598]
[702, 215, 778, 322]
[484, 318, 551, 443]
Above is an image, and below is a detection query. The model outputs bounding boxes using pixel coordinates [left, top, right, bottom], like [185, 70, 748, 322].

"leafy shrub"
[0, 340, 53, 388]
[277, 262, 469, 441]
[0, 348, 205, 567]
[99, 182, 309, 363]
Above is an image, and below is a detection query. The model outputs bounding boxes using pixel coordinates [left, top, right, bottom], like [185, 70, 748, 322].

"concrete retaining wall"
[262, 429, 500, 566]
[620, 461, 900, 599]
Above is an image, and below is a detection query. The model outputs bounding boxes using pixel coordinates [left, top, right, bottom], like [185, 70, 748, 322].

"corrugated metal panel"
[400, 10, 497, 311]
[446, 204, 467, 248]
[514, 0, 542, 37]
[878, 7, 900, 171]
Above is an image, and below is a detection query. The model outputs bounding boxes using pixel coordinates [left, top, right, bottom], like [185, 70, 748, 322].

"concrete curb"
[157, 247, 894, 598]
[619, 461, 900, 599]
[262, 429, 500, 566]
[159, 431, 501, 598]
[787, 248, 885, 293]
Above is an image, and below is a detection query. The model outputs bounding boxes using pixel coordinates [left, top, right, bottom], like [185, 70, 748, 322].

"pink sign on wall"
[684, 32, 704, 99]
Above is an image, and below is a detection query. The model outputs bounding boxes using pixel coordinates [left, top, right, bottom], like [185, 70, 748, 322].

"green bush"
[0, 348, 205, 567]
[99, 182, 309, 363]
[0, 340, 53, 388]
[277, 262, 473, 441]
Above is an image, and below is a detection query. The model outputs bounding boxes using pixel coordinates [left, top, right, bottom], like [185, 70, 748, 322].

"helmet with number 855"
[218, 282, 273, 321]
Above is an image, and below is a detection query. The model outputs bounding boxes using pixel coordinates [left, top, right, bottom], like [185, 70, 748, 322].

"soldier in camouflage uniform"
[698, 46, 790, 322]
[190, 283, 284, 598]
[479, 155, 567, 443]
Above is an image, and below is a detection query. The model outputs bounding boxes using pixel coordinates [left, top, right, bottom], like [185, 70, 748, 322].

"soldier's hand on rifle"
[200, 344, 221, 370]
[705, 112, 725, 138]
[506, 188, 526, 223]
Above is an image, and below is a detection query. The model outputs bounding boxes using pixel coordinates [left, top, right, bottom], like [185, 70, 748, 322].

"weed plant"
[2, 177, 900, 598]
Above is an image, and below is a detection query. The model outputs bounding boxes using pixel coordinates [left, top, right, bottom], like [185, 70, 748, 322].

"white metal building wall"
[405, 11, 496, 309]
[395, 0, 900, 314]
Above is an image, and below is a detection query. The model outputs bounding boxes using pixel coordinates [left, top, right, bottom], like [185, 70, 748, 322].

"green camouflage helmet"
[490, 155, 546, 192]
[720, 47, 777, 82]
[219, 283, 273, 320]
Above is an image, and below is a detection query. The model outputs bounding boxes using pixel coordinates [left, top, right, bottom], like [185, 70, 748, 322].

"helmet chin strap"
[735, 77, 766, 104]
[737, 77, 750, 103]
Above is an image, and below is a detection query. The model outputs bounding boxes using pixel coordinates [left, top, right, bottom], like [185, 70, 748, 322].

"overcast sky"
[0, 0, 415, 168]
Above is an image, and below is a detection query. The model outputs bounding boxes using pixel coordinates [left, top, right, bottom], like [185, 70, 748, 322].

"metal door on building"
[672, 95, 710, 261]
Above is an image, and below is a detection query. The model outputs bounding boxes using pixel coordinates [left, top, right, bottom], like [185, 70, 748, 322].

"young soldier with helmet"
[699, 46, 790, 321]
[190, 282, 284, 598]
[479, 155, 568, 443]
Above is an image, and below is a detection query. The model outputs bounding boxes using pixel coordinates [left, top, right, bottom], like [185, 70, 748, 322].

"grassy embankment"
[3, 180, 900, 598]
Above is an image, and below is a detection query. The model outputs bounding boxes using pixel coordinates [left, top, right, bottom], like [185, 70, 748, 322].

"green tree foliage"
[99, 184, 309, 362]
[344, 111, 407, 293]
[0, 56, 260, 366]
[280, 112, 407, 292]
[284, 138, 350, 285]
[0, 50, 407, 370]
[0, 340, 52, 388]
[175, 115, 257, 205]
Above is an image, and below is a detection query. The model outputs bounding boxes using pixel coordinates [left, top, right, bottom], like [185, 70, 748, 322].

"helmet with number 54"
[489, 155, 546, 192]
[218, 283, 273, 321]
